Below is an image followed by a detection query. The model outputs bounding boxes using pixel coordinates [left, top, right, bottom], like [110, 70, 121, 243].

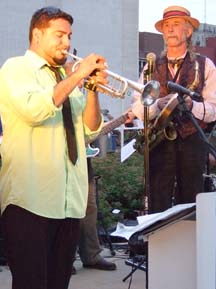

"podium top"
[111, 203, 196, 241]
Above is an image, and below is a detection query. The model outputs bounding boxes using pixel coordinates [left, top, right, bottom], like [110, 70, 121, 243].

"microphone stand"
[177, 93, 216, 159]
[142, 79, 150, 289]
[142, 72, 154, 216]
[141, 54, 156, 216]
[143, 105, 150, 215]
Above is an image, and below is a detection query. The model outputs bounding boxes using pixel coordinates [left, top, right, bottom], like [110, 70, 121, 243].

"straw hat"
[155, 6, 200, 33]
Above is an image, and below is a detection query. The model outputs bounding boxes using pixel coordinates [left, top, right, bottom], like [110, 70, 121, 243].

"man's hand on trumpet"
[63, 54, 108, 93]
[64, 61, 83, 89]
[62, 54, 107, 131]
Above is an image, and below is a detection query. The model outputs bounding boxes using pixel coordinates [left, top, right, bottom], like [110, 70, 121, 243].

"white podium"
[144, 207, 196, 289]
[196, 192, 216, 289]
[124, 204, 196, 289]
[142, 194, 216, 289]
[112, 200, 216, 289]
[148, 219, 196, 289]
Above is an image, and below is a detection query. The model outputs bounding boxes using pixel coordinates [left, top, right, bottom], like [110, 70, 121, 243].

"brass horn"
[62, 50, 160, 103]
[141, 80, 160, 106]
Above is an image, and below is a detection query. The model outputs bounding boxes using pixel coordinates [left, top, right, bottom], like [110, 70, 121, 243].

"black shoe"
[71, 265, 76, 275]
[83, 258, 117, 271]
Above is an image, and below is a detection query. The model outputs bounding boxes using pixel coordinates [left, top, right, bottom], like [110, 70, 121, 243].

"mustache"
[164, 35, 178, 44]
[166, 35, 178, 40]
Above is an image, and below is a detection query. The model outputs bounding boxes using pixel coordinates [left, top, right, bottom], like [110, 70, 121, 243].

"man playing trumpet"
[0, 6, 107, 289]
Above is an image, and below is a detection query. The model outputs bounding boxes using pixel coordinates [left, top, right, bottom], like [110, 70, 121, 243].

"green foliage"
[92, 151, 144, 227]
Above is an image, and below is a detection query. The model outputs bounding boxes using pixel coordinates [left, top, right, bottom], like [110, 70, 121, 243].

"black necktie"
[48, 66, 78, 165]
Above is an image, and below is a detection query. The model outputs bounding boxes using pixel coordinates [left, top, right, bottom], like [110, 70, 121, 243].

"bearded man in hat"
[132, 5, 216, 213]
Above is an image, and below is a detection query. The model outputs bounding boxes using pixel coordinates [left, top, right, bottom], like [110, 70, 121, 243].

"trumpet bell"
[141, 80, 160, 106]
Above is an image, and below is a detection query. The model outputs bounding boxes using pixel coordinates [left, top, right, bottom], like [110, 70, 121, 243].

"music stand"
[123, 255, 146, 282]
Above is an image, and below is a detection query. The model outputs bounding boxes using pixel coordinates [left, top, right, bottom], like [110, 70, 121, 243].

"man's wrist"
[84, 79, 97, 92]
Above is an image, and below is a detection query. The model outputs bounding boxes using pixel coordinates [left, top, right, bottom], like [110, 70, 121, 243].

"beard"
[53, 56, 67, 65]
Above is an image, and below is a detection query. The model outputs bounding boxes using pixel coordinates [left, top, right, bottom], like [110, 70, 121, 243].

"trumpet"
[62, 50, 160, 103]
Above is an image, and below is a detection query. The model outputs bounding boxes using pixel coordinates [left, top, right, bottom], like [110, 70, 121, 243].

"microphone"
[146, 52, 156, 79]
[167, 81, 201, 99]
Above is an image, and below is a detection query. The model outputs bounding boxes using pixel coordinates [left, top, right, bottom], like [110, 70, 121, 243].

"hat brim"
[155, 16, 200, 33]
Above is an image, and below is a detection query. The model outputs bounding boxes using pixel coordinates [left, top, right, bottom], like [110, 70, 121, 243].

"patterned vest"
[153, 51, 206, 138]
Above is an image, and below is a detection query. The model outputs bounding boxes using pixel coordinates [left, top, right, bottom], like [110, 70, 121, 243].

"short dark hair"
[29, 6, 74, 42]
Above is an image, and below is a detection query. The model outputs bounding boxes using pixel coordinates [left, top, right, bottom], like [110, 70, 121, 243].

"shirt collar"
[25, 50, 65, 76]
[167, 50, 187, 61]
[25, 50, 49, 69]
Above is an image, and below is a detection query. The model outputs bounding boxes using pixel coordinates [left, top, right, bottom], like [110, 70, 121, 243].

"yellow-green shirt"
[0, 50, 102, 219]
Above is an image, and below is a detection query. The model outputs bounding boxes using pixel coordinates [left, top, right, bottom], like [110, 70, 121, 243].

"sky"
[139, 0, 216, 32]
